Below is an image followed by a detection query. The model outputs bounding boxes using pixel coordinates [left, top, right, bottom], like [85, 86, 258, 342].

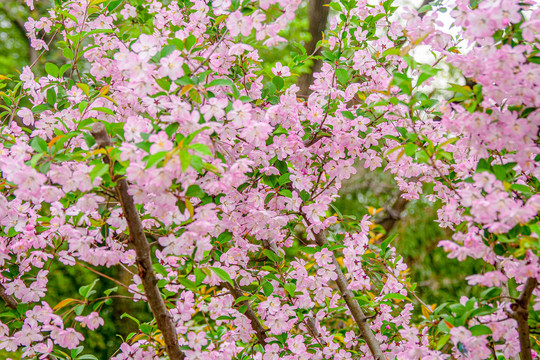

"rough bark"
[297, 0, 330, 96]
[510, 278, 538, 360]
[91, 123, 185, 360]
[376, 194, 409, 236]
[0, 283, 18, 310]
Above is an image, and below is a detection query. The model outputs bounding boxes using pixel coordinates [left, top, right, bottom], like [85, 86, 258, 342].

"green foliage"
[333, 168, 483, 309]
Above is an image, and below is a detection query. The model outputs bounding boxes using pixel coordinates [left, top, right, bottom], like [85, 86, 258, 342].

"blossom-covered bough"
[0, 0, 539, 359]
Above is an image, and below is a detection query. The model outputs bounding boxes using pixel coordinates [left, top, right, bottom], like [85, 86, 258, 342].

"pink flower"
[271, 62, 291, 77]
[17, 108, 34, 126]
[120, 4, 137, 19]
[314, 248, 333, 266]
[287, 335, 306, 354]
[303, 203, 327, 223]
[149, 131, 173, 154]
[75, 312, 104, 330]
[226, 11, 253, 37]
[187, 331, 208, 351]
[13, 325, 43, 346]
[53, 328, 84, 349]
[201, 97, 227, 121]
[158, 50, 184, 80]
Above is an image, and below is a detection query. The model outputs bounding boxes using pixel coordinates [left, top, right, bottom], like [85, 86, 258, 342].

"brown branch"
[225, 281, 267, 345]
[0, 283, 18, 310]
[91, 123, 185, 360]
[309, 227, 385, 359]
[509, 278, 538, 360]
[297, 0, 330, 96]
[376, 194, 409, 236]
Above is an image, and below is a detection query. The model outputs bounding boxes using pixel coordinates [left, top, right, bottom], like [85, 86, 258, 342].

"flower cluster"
[0, 0, 538, 359]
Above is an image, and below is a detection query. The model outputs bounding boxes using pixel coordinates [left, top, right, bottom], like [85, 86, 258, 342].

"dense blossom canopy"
[0, 0, 539, 359]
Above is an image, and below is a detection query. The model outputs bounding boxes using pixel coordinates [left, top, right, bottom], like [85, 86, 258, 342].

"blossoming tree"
[0, 0, 539, 359]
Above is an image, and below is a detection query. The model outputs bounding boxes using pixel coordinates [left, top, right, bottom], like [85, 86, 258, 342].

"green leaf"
[189, 143, 212, 156]
[262, 281, 274, 296]
[510, 183, 531, 194]
[206, 78, 234, 88]
[30, 137, 48, 153]
[155, 77, 171, 91]
[341, 110, 355, 120]
[263, 249, 282, 263]
[180, 150, 192, 172]
[191, 155, 203, 173]
[382, 293, 409, 301]
[234, 295, 250, 304]
[404, 142, 417, 156]
[144, 151, 168, 169]
[272, 76, 284, 91]
[278, 173, 291, 185]
[74, 304, 85, 316]
[418, 3, 432, 12]
[469, 324, 492, 336]
[211, 267, 234, 286]
[194, 268, 206, 285]
[104, 287, 118, 296]
[392, 73, 412, 95]
[92, 107, 114, 115]
[301, 246, 318, 254]
[279, 189, 292, 198]
[79, 355, 99, 360]
[47, 88, 57, 106]
[185, 184, 205, 198]
[261, 266, 277, 273]
[264, 192, 275, 204]
[178, 277, 197, 290]
[77, 83, 90, 97]
[217, 231, 233, 243]
[284, 282, 296, 297]
[165, 123, 179, 137]
[79, 279, 99, 298]
[89, 163, 109, 181]
[184, 35, 196, 51]
[528, 56, 540, 65]
[71, 346, 84, 359]
[45, 63, 59, 78]
[380, 233, 397, 253]
[336, 68, 349, 85]
[120, 313, 140, 325]
[436, 333, 450, 350]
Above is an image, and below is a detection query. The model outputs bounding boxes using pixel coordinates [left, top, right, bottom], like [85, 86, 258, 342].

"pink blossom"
[75, 312, 104, 330]
[271, 62, 291, 77]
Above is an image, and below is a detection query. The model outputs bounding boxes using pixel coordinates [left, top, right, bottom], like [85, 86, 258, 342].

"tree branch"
[309, 228, 385, 359]
[376, 194, 409, 237]
[91, 123, 185, 360]
[0, 283, 18, 310]
[509, 278, 538, 360]
[297, 0, 330, 96]
[224, 281, 268, 345]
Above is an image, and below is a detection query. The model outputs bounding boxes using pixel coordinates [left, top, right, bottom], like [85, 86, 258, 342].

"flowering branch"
[0, 283, 17, 310]
[509, 278, 538, 360]
[90, 122, 185, 360]
[310, 229, 385, 359]
[225, 281, 268, 345]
